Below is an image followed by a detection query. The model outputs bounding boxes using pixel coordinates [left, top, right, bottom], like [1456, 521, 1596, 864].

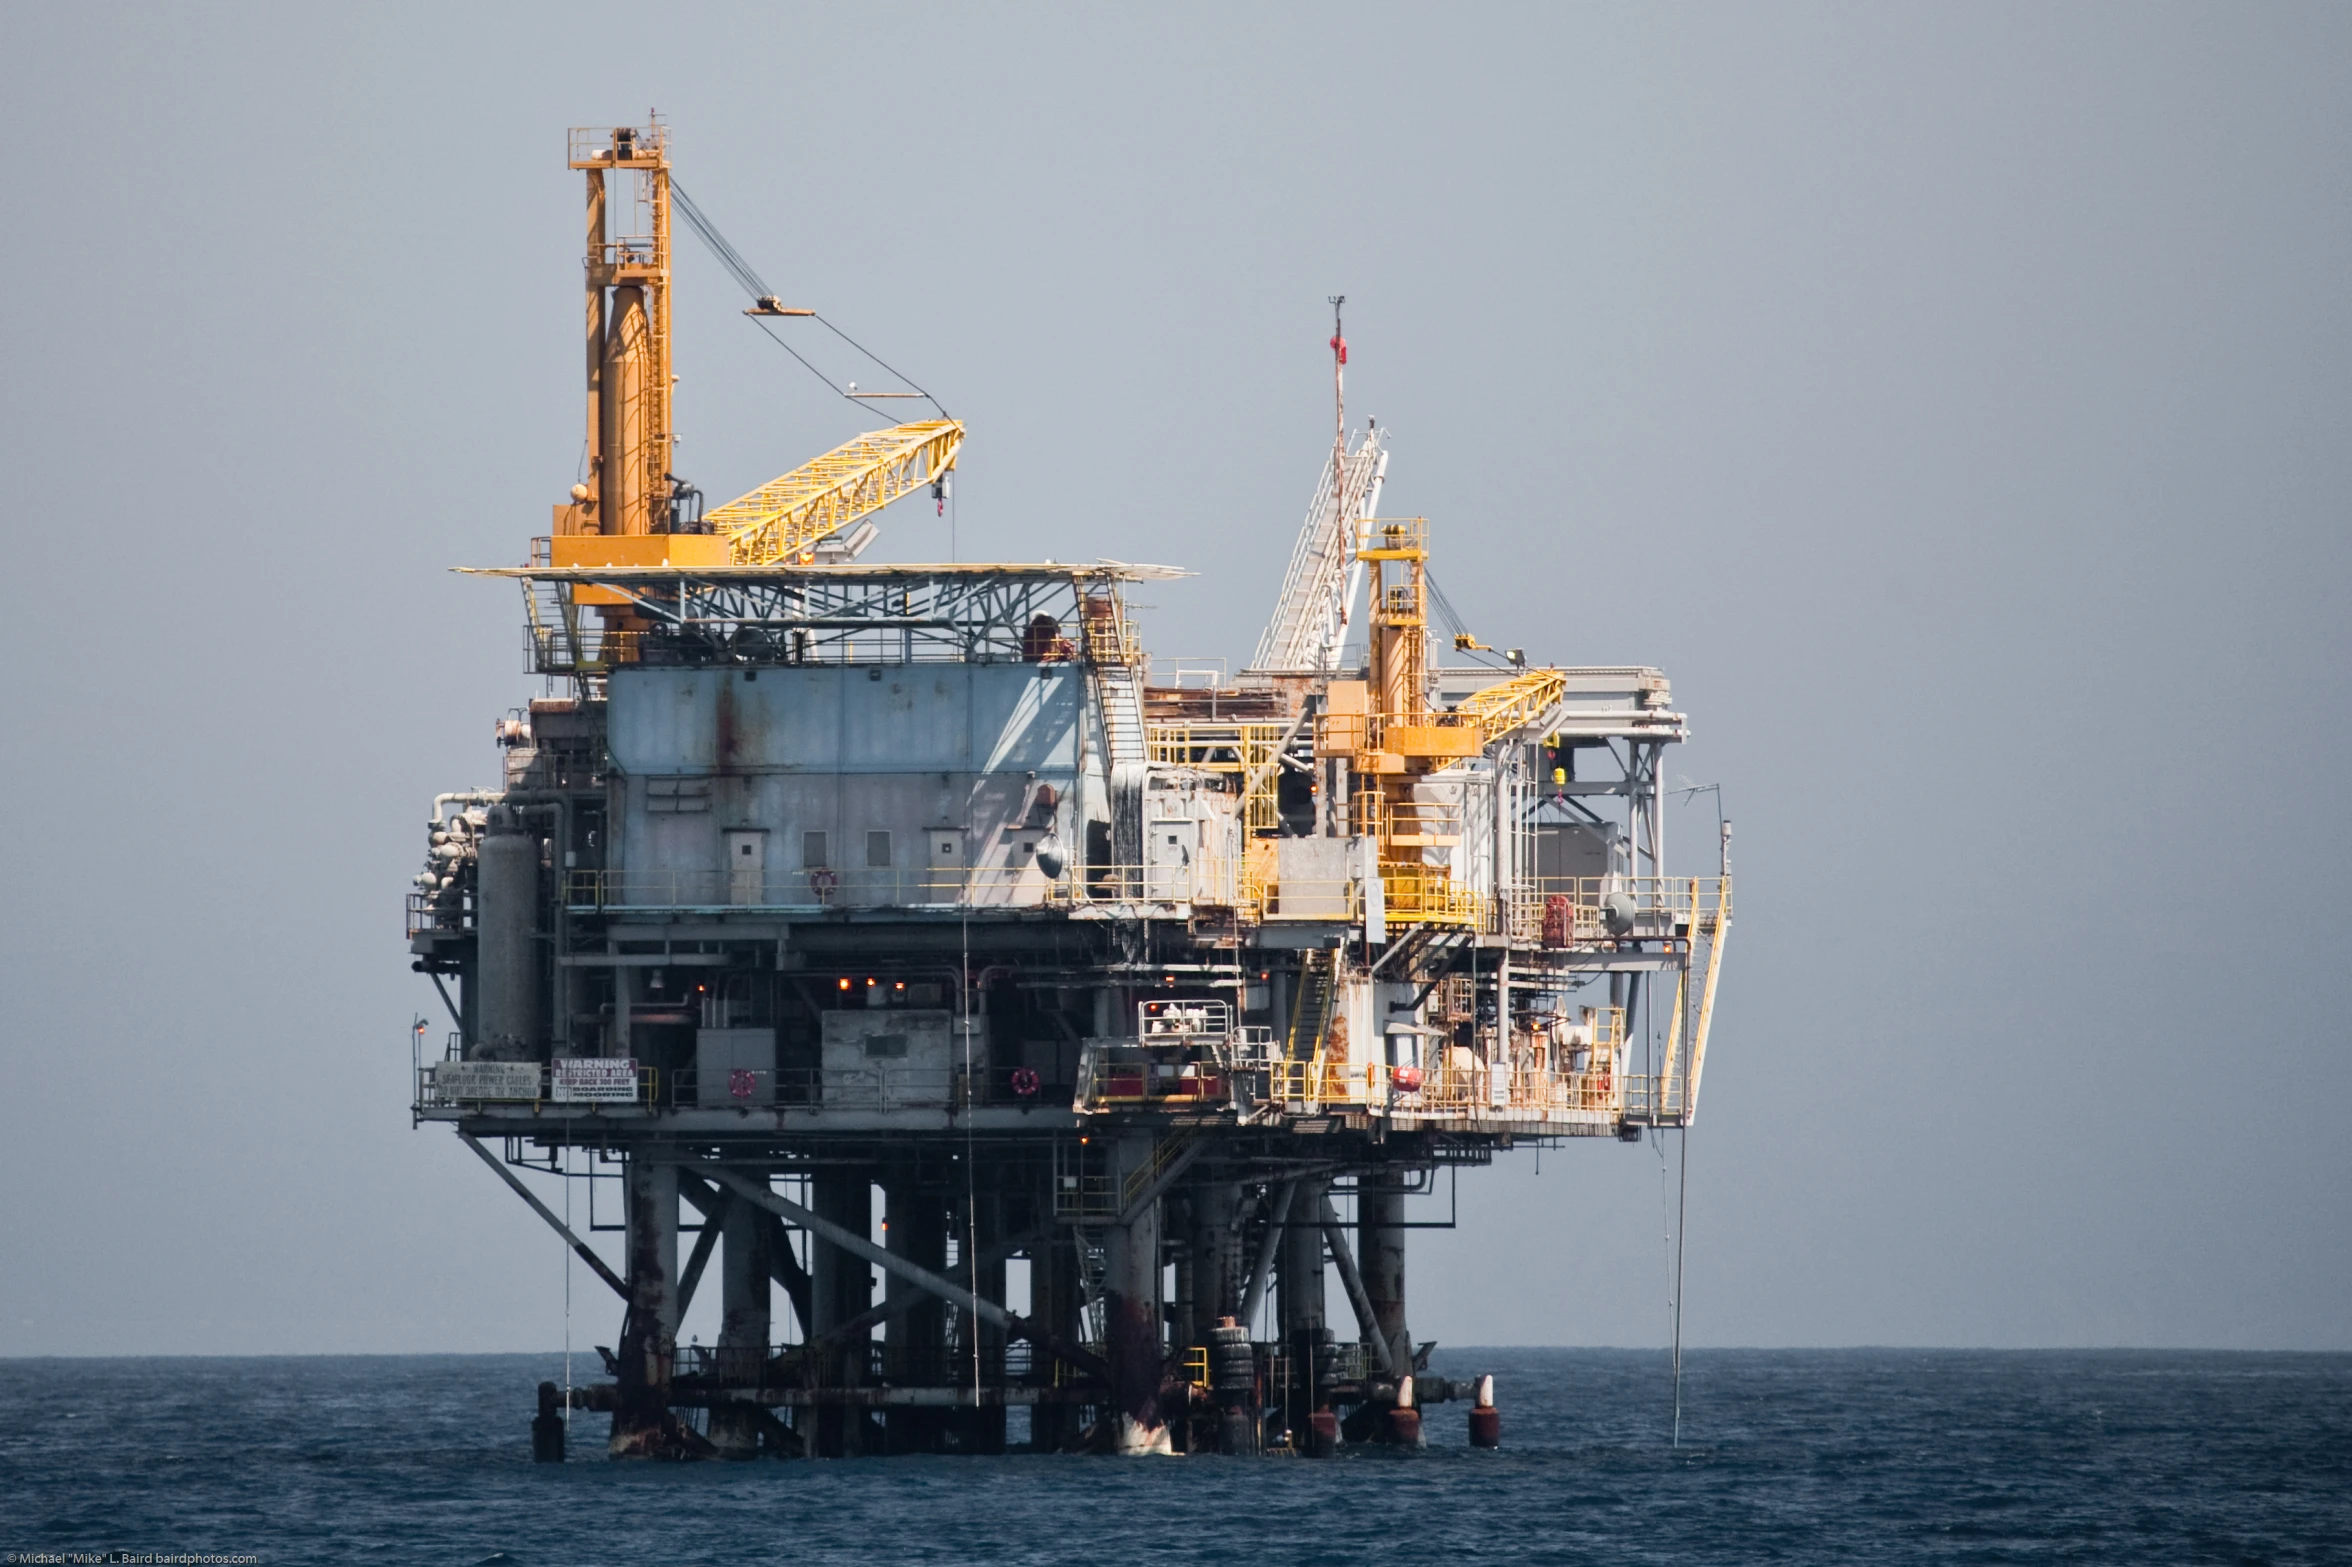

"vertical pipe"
[1650, 741, 1665, 885]
[1496, 946, 1511, 1099]
[1495, 752, 1512, 936]
[648, 148, 672, 502]
[457, 947, 478, 1054]
[584, 167, 605, 527]
[612, 964, 635, 1060]
[603, 286, 651, 536]
[1628, 972, 1648, 1107]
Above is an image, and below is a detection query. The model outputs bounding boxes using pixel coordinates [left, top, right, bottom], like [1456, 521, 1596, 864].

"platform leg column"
[1189, 1181, 1249, 1453]
[1030, 1228, 1085, 1453]
[708, 1187, 770, 1458]
[1279, 1176, 1332, 1455]
[1193, 1182, 1242, 1325]
[968, 1189, 1008, 1454]
[884, 1174, 948, 1453]
[810, 1170, 874, 1456]
[1361, 1176, 1411, 1381]
[532, 1380, 565, 1462]
[1361, 1174, 1421, 1446]
[1186, 1182, 1239, 1452]
[610, 1146, 683, 1458]
[1103, 1133, 1169, 1455]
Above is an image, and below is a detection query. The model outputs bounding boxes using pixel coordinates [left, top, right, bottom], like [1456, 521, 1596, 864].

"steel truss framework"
[479, 563, 1183, 673]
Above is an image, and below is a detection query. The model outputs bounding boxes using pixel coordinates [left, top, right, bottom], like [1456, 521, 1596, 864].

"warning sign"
[551, 1057, 640, 1103]
[431, 1061, 543, 1101]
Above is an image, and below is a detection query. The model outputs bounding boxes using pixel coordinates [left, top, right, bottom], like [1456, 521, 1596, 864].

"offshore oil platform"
[407, 120, 1731, 1460]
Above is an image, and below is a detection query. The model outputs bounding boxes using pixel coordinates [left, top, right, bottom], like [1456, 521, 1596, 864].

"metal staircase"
[1081, 592, 1148, 768]
[1095, 664, 1146, 769]
[1250, 426, 1389, 674]
[1285, 947, 1337, 1060]
[1117, 1130, 1204, 1223]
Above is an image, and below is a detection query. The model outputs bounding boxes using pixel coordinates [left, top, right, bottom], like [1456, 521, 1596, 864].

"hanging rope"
[963, 910, 981, 1416]
[562, 1136, 574, 1433]
[1673, 1130, 1690, 1448]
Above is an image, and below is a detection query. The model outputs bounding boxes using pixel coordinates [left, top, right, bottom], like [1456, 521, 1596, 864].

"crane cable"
[1422, 566, 1516, 672]
[670, 179, 772, 300]
[671, 178, 950, 420]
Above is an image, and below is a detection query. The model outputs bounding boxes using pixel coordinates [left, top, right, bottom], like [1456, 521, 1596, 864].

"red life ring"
[808, 867, 839, 897]
[1010, 1066, 1041, 1097]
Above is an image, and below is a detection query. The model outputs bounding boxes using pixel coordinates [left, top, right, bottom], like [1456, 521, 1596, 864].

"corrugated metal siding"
[607, 665, 1087, 899]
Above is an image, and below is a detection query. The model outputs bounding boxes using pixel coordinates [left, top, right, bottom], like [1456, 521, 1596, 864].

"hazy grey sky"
[3, 3, 2345, 1355]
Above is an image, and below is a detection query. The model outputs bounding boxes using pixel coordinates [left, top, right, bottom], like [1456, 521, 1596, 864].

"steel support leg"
[1359, 1176, 1412, 1378]
[1103, 1133, 1169, 1454]
[967, 1190, 1008, 1454]
[1029, 1229, 1084, 1453]
[810, 1170, 873, 1456]
[1278, 1176, 1329, 1451]
[884, 1174, 948, 1452]
[707, 1192, 769, 1458]
[1193, 1182, 1242, 1327]
[610, 1147, 686, 1458]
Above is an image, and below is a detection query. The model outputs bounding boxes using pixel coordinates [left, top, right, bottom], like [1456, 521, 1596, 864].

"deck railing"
[414, 1062, 1058, 1114]
[564, 859, 1246, 913]
[1505, 875, 1732, 946]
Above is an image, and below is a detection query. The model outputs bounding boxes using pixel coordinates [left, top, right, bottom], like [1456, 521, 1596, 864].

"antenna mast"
[1328, 294, 1348, 493]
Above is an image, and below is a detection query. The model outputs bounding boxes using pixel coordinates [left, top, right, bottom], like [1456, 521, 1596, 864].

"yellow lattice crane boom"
[1451, 665, 1569, 746]
[707, 420, 964, 566]
[545, 125, 963, 584]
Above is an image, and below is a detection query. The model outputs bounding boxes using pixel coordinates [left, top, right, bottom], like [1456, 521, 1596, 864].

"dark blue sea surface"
[0, 1350, 2344, 1564]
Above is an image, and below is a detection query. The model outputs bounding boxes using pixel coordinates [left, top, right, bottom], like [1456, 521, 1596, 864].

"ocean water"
[0, 1350, 2344, 1565]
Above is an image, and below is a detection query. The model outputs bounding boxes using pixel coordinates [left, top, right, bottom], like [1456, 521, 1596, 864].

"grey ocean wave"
[0, 1350, 2345, 1566]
